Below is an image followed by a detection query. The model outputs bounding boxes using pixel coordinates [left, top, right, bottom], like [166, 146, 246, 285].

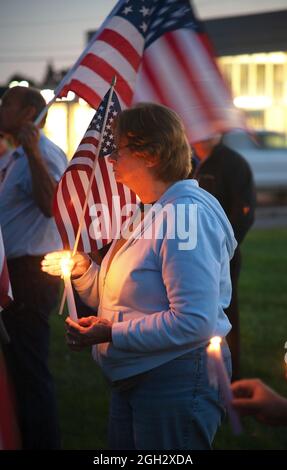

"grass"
[50, 228, 287, 450]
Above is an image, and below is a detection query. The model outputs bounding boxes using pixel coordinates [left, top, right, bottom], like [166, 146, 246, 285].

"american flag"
[53, 88, 137, 252]
[0, 227, 12, 311]
[58, 0, 244, 142]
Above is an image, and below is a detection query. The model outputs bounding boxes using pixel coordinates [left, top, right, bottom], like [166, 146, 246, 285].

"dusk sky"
[1, 0, 287, 84]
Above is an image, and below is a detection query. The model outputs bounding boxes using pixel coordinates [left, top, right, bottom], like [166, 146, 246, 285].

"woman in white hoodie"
[42, 103, 237, 450]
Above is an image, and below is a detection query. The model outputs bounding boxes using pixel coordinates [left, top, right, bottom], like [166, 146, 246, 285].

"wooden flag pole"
[58, 76, 117, 316]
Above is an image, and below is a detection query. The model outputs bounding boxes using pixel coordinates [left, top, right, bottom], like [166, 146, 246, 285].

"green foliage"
[50, 228, 287, 449]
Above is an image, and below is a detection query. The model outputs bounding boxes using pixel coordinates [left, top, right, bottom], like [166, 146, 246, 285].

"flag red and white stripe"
[58, 0, 244, 142]
[59, 10, 144, 109]
[133, 28, 244, 141]
[53, 88, 137, 253]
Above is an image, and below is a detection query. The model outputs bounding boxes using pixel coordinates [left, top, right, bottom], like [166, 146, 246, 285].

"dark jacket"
[192, 143, 256, 244]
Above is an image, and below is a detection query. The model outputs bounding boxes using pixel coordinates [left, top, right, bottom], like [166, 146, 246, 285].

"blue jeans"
[108, 344, 232, 450]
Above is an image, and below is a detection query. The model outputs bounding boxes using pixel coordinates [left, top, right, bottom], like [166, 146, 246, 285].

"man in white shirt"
[0, 86, 67, 449]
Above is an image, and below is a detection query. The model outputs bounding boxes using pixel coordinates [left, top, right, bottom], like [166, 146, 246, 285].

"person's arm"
[41, 251, 100, 309]
[64, 205, 231, 352]
[231, 379, 287, 426]
[110, 205, 225, 352]
[17, 123, 56, 217]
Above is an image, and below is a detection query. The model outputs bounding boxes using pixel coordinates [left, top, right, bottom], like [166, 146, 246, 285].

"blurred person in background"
[0, 86, 67, 449]
[191, 134, 256, 381]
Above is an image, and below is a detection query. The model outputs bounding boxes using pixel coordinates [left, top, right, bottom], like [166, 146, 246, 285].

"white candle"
[60, 256, 78, 322]
[207, 336, 242, 435]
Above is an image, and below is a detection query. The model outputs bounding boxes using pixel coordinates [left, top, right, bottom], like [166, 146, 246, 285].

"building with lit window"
[205, 9, 287, 133]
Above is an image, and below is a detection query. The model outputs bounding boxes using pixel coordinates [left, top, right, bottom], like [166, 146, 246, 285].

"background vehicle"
[255, 130, 287, 149]
[223, 130, 287, 197]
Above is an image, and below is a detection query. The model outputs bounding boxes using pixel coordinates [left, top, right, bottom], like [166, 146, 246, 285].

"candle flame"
[209, 336, 222, 351]
[60, 254, 73, 278]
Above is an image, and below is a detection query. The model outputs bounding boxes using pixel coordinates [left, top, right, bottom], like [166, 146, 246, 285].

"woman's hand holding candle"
[41, 251, 91, 322]
[41, 251, 91, 278]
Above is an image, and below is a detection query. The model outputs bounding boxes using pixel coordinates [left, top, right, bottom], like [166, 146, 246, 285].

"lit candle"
[207, 336, 242, 435]
[60, 255, 78, 322]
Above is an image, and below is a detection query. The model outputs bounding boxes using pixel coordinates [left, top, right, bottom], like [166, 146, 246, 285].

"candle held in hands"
[60, 255, 78, 322]
[207, 336, 242, 435]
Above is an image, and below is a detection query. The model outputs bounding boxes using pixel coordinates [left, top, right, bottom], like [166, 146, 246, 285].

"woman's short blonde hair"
[113, 102, 192, 182]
